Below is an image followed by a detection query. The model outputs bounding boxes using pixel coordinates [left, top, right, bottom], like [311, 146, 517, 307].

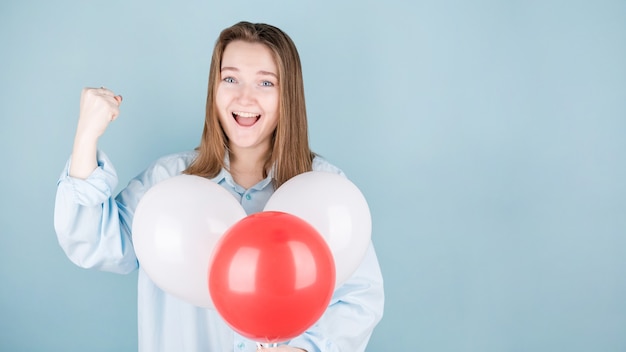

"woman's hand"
[69, 87, 122, 179]
[257, 347, 307, 352]
[76, 87, 123, 140]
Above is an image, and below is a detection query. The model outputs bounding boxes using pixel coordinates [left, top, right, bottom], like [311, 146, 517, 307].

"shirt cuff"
[57, 150, 119, 206]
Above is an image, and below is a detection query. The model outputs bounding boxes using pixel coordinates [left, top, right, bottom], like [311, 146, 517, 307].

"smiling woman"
[53, 21, 384, 352]
[185, 23, 315, 192]
[215, 40, 280, 179]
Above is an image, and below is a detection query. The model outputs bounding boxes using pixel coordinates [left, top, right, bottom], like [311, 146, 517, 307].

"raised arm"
[70, 87, 122, 178]
[54, 87, 138, 274]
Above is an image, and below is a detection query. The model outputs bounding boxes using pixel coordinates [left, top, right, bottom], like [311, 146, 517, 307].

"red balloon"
[208, 211, 335, 343]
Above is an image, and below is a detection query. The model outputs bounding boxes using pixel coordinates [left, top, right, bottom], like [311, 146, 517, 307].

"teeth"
[233, 111, 260, 118]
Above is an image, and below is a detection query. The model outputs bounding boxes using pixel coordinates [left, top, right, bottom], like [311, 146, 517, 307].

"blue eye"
[261, 81, 275, 87]
[223, 77, 236, 83]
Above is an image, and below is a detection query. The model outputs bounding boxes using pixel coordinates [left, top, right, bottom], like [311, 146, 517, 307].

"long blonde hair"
[184, 21, 314, 188]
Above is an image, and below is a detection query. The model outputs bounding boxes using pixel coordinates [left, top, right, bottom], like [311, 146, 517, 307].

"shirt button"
[237, 341, 245, 349]
[245, 194, 251, 200]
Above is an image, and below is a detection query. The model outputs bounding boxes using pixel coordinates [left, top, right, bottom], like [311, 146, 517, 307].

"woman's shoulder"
[152, 150, 199, 167]
[140, 150, 199, 179]
[311, 154, 346, 176]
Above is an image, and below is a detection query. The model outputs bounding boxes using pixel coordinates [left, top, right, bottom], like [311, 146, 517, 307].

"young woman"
[54, 21, 384, 352]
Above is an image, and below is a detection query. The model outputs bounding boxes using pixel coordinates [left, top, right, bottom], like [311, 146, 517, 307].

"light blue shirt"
[54, 150, 384, 352]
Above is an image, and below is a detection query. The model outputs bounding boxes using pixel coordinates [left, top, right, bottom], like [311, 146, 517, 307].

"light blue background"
[1, 0, 625, 351]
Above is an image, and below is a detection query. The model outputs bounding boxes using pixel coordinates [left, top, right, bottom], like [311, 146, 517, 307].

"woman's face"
[216, 40, 279, 155]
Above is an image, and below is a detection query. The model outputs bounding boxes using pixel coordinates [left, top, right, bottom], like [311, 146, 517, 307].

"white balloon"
[133, 175, 246, 308]
[264, 171, 371, 287]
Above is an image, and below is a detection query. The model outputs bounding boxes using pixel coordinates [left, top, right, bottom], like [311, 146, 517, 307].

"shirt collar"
[208, 154, 274, 191]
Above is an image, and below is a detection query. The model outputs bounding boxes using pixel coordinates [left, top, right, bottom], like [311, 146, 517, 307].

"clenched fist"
[76, 87, 123, 140]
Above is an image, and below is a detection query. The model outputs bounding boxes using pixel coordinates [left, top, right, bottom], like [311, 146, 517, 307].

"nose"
[236, 83, 256, 105]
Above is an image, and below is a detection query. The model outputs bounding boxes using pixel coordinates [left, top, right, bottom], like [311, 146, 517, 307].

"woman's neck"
[228, 145, 270, 189]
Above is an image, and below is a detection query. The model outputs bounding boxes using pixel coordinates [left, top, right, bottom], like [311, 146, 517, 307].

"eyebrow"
[221, 66, 278, 78]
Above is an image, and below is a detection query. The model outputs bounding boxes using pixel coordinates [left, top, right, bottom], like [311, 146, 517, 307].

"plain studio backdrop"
[1, 1, 625, 351]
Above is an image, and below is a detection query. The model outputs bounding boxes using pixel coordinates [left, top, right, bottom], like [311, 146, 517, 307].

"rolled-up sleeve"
[53, 150, 139, 274]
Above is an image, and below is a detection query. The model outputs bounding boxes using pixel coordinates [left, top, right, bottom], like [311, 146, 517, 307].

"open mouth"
[232, 111, 261, 127]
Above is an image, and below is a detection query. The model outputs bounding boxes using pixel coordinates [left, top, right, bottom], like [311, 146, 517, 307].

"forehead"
[221, 40, 277, 73]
